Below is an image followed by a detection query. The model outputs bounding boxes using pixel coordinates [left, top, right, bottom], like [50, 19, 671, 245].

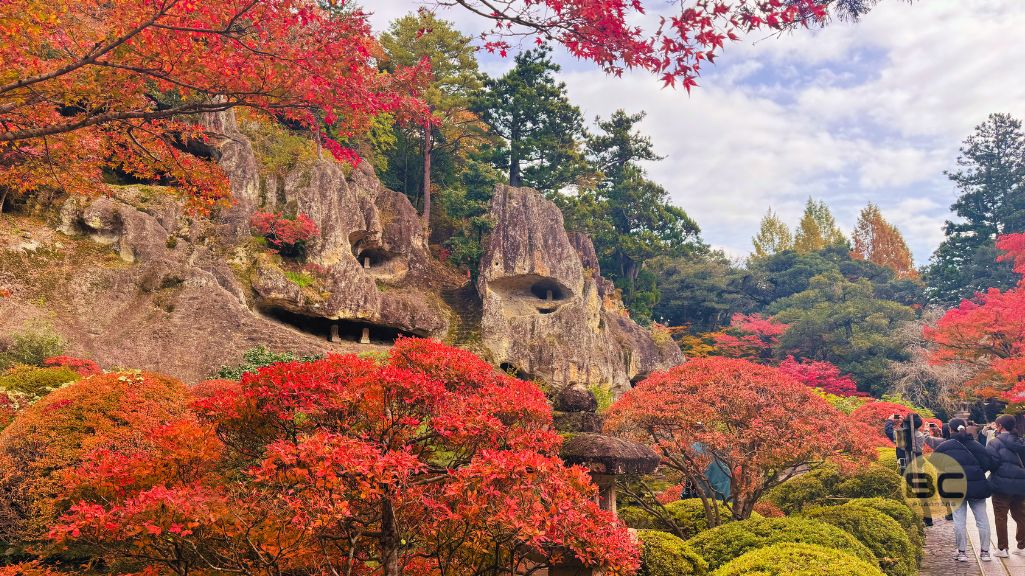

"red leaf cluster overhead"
[43, 338, 638, 576]
[461, 0, 830, 88]
[0, 0, 428, 211]
[605, 357, 875, 521]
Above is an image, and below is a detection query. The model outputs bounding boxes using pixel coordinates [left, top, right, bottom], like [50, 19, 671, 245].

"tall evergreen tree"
[473, 47, 591, 192]
[793, 198, 847, 253]
[925, 113, 1025, 305]
[751, 208, 793, 259]
[379, 13, 488, 231]
[851, 203, 917, 280]
[559, 110, 702, 320]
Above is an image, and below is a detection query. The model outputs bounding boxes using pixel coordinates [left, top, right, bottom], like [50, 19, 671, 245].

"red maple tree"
[778, 356, 865, 397]
[926, 233, 1025, 400]
[448, 0, 852, 88]
[604, 357, 875, 524]
[46, 338, 637, 576]
[712, 313, 789, 360]
[0, 0, 427, 211]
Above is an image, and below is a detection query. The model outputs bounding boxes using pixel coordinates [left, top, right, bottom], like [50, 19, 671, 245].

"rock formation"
[478, 185, 683, 395]
[0, 114, 681, 392]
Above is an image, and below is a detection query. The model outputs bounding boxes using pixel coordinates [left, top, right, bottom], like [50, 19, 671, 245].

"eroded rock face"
[478, 185, 683, 395]
[205, 112, 451, 339]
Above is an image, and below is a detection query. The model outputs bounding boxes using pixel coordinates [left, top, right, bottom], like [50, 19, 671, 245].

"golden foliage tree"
[851, 203, 918, 279]
[752, 208, 794, 258]
[794, 198, 847, 253]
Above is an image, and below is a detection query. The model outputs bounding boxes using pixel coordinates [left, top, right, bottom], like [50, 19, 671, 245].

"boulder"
[556, 385, 598, 413]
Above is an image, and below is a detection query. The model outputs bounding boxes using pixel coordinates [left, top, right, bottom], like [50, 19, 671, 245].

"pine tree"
[851, 203, 917, 279]
[752, 208, 793, 259]
[379, 13, 488, 231]
[473, 47, 591, 192]
[793, 198, 847, 253]
[925, 113, 1025, 304]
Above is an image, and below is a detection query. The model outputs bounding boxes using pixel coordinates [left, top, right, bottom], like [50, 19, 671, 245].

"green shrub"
[0, 366, 78, 399]
[0, 322, 65, 370]
[216, 346, 320, 380]
[844, 498, 923, 558]
[711, 543, 886, 576]
[802, 504, 916, 576]
[834, 466, 902, 502]
[875, 448, 899, 473]
[685, 516, 878, 572]
[763, 466, 838, 514]
[284, 270, 315, 288]
[620, 499, 757, 539]
[588, 383, 614, 413]
[636, 529, 708, 576]
[764, 464, 902, 514]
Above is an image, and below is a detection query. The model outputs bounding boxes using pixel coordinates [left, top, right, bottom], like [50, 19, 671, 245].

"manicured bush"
[711, 542, 886, 576]
[636, 529, 708, 576]
[0, 371, 191, 546]
[763, 465, 838, 514]
[802, 504, 916, 576]
[764, 463, 902, 514]
[876, 447, 899, 473]
[834, 465, 902, 501]
[620, 499, 748, 539]
[844, 498, 924, 558]
[686, 516, 878, 572]
[0, 365, 78, 399]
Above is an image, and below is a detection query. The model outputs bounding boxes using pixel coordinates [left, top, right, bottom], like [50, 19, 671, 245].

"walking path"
[923, 499, 1025, 575]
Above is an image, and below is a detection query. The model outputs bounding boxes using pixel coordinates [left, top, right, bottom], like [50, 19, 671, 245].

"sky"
[365, 1, 1025, 265]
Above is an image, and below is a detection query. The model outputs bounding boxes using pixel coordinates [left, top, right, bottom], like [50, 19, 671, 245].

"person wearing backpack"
[986, 414, 1025, 557]
[935, 418, 993, 562]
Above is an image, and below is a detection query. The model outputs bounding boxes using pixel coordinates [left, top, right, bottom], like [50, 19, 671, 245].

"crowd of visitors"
[885, 412, 1025, 563]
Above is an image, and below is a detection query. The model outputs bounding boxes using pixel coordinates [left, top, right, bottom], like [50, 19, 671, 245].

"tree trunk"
[509, 124, 521, 187]
[422, 125, 432, 234]
[0, 188, 7, 214]
[381, 498, 401, 576]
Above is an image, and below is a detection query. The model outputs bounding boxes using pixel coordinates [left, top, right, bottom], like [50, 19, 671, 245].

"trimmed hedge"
[802, 504, 917, 576]
[620, 499, 757, 539]
[636, 529, 708, 576]
[764, 464, 903, 514]
[844, 498, 924, 558]
[0, 366, 78, 399]
[711, 543, 886, 576]
[685, 516, 878, 572]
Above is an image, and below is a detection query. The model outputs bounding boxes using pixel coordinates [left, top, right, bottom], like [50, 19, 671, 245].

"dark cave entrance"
[262, 307, 423, 345]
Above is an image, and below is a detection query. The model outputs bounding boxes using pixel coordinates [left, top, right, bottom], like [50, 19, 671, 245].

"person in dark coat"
[935, 418, 993, 562]
[986, 414, 1025, 557]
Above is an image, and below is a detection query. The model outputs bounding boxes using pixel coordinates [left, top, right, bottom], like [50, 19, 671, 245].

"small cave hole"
[262, 307, 423, 345]
[529, 278, 568, 302]
[356, 247, 397, 270]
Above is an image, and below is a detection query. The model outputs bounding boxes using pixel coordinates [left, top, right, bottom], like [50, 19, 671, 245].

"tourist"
[886, 413, 942, 526]
[935, 418, 993, 562]
[986, 415, 1025, 557]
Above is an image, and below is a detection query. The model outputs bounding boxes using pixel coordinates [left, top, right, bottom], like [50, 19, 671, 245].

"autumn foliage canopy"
[605, 357, 876, 523]
[0, 339, 637, 576]
[927, 232, 1025, 402]
[0, 0, 426, 210]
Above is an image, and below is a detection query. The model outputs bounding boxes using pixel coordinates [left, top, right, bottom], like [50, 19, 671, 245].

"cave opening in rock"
[500, 363, 535, 381]
[529, 278, 568, 302]
[355, 247, 397, 270]
[262, 307, 423, 345]
[488, 274, 573, 316]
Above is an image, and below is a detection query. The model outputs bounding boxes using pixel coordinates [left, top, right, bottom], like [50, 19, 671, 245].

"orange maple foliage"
[0, 0, 427, 211]
[927, 233, 1025, 401]
[605, 357, 876, 524]
[17, 339, 638, 576]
